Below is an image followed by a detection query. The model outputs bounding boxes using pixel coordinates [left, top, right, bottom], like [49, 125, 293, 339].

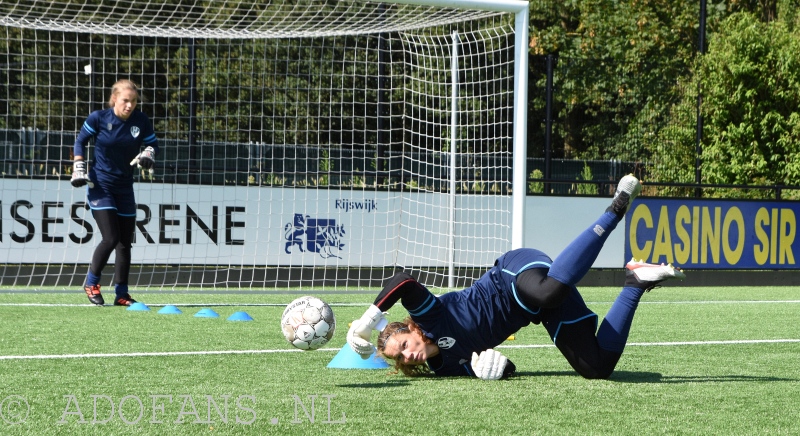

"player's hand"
[134, 146, 156, 170]
[346, 305, 387, 359]
[347, 319, 375, 358]
[359, 304, 388, 332]
[70, 160, 91, 188]
[470, 348, 508, 380]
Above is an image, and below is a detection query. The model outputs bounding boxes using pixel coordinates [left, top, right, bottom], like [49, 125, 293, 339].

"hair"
[376, 318, 433, 377]
[108, 79, 140, 107]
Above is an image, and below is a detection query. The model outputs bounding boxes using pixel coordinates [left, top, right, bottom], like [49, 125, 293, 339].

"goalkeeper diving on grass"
[71, 79, 158, 307]
[347, 175, 686, 380]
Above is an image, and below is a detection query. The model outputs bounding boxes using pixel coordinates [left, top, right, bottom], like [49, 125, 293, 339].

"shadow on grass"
[515, 371, 797, 383]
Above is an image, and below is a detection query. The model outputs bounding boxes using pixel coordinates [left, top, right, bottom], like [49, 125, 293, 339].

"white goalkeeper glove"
[347, 304, 388, 359]
[470, 348, 508, 380]
[70, 160, 93, 188]
[131, 146, 156, 173]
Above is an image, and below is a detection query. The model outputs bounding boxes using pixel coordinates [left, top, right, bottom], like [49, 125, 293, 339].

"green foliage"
[350, 172, 366, 188]
[650, 8, 800, 196]
[527, 0, 721, 162]
[528, 169, 544, 194]
[317, 150, 331, 186]
[5, 1, 800, 196]
[698, 12, 800, 191]
[576, 161, 598, 195]
[650, 72, 700, 192]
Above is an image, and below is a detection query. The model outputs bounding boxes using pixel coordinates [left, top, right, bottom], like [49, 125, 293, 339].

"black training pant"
[90, 209, 136, 286]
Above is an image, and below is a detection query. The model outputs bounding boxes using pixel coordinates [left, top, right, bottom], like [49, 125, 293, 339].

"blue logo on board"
[284, 213, 346, 259]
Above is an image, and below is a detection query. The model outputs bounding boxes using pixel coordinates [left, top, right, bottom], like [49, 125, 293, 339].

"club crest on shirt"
[107, 122, 113, 130]
[130, 126, 140, 138]
[437, 337, 456, 349]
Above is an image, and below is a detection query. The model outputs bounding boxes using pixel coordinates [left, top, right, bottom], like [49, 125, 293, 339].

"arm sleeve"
[73, 113, 98, 158]
[372, 272, 434, 314]
[140, 114, 159, 155]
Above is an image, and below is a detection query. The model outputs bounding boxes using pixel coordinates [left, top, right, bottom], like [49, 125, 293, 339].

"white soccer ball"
[281, 296, 336, 350]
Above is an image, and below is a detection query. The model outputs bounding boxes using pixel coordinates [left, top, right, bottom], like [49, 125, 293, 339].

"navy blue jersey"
[74, 108, 158, 187]
[405, 248, 554, 376]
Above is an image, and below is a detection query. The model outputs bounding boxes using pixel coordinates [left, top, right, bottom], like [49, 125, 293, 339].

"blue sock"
[115, 283, 129, 296]
[596, 286, 646, 353]
[547, 212, 620, 286]
[85, 270, 100, 287]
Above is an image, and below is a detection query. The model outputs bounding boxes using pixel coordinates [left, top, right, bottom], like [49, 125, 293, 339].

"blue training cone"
[126, 302, 150, 311]
[327, 344, 390, 369]
[226, 311, 254, 321]
[158, 305, 182, 315]
[194, 308, 220, 318]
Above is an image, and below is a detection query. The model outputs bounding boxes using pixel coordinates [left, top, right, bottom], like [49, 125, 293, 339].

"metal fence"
[2, 54, 797, 198]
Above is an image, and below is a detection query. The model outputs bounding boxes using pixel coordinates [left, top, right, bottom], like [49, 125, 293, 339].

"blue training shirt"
[408, 248, 553, 376]
[74, 108, 158, 187]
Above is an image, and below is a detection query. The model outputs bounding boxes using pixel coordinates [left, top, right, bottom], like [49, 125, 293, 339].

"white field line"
[0, 300, 797, 360]
[498, 339, 800, 349]
[0, 348, 324, 360]
[1, 339, 798, 361]
[1, 300, 800, 308]
[0, 303, 372, 307]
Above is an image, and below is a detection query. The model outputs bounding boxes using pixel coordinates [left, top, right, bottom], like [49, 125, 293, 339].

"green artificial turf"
[0, 287, 798, 435]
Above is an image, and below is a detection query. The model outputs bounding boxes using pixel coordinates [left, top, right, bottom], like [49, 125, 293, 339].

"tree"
[654, 11, 800, 198]
[527, 0, 723, 164]
[701, 12, 800, 196]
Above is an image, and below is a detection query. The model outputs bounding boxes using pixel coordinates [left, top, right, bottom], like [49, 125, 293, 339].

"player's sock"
[546, 212, 620, 285]
[85, 270, 100, 286]
[115, 283, 129, 297]
[595, 286, 645, 353]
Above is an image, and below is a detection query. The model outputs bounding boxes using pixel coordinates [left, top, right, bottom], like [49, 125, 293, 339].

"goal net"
[0, 0, 529, 290]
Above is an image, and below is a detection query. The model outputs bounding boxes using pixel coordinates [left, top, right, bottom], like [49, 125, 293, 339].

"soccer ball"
[281, 296, 336, 350]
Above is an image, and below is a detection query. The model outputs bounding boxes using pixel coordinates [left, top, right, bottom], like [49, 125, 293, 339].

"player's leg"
[569, 286, 664, 378]
[548, 262, 686, 379]
[112, 214, 137, 306]
[596, 260, 687, 352]
[539, 288, 619, 379]
[515, 266, 569, 308]
[111, 189, 138, 306]
[84, 208, 120, 305]
[514, 175, 642, 309]
[83, 183, 122, 305]
[546, 174, 641, 286]
[548, 317, 622, 379]
[90, 209, 121, 279]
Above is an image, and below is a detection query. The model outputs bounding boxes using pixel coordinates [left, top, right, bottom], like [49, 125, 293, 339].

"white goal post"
[0, 0, 529, 290]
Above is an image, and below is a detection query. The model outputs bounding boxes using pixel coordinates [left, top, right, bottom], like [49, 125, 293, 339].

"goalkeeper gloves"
[132, 146, 156, 170]
[470, 348, 508, 380]
[70, 160, 92, 188]
[347, 304, 388, 359]
[130, 147, 155, 180]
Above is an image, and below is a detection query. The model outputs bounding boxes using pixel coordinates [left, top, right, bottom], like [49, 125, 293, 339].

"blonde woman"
[348, 175, 686, 380]
[71, 79, 158, 306]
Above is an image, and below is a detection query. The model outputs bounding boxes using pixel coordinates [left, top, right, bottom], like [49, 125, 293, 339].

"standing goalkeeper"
[71, 79, 158, 306]
[347, 175, 686, 380]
